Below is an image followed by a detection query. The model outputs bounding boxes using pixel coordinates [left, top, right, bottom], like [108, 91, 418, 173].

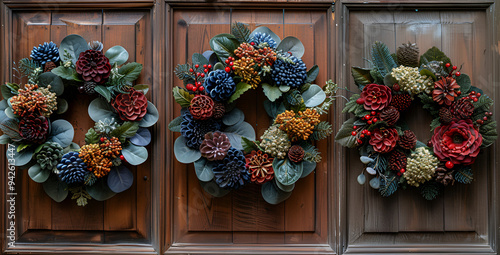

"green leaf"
[371, 41, 397, 78]
[418, 93, 439, 116]
[379, 175, 398, 197]
[262, 83, 282, 102]
[301, 160, 316, 178]
[312, 121, 333, 140]
[214, 62, 225, 71]
[9, 144, 34, 166]
[122, 143, 148, 166]
[479, 119, 497, 148]
[88, 97, 117, 122]
[430, 118, 441, 132]
[59, 34, 89, 64]
[173, 86, 193, 108]
[419, 46, 451, 67]
[231, 22, 251, 43]
[222, 108, 244, 126]
[43, 174, 68, 202]
[85, 128, 99, 144]
[241, 136, 259, 154]
[275, 179, 295, 192]
[174, 136, 201, 163]
[28, 164, 50, 183]
[370, 68, 384, 84]
[420, 181, 441, 200]
[273, 158, 303, 186]
[51, 66, 78, 81]
[261, 181, 292, 205]
[133, 84, 149, 95]
[86, 178, 116, 201]
[63, 142, 80, 154]
[454, 166, 473, 184]
[227, 82, 251, 104]
[192, 53, 210, 66]
[342, 94, 361, 114]
[17, 143, 30, 152]
[455, 73, 471, 94]
[49, 120, 74, 148]
[276, 36, 305, 59]
[0, 118, 22, 142]
[420, 69, 437, 81]
[351, 67, 373, 89]
[138, 101, 159, 128]
[209, 33, 240, 62]
[94, 85, 112, 102]
[200, 180, 231, 197]
[0, 134, 11, 144]
[130, 128, 151, 146]
[118, 62, 143, 82]
[250, 26, 281, 47]
[302, 84, 326, 107]
[384, 73, 398, 87]
[194, 158, 215, 182]
[168, 115, 183, 132]
[279, 85, 290, 93]
[107, 165, 134, 193]
[38, 72, 64, 96]
[473, 94, 493, 114]
[56, 98, 68, 114]
[105, 45, 129, 66]
[305, 65, 319, 84]
[111, 121, 139, 142]
[223, 121, 256, 150]
[1, 84, 15, 99]
[174, 63, 194, 81]
[263, 99, 286, 119]
[335, 117, 358, 148]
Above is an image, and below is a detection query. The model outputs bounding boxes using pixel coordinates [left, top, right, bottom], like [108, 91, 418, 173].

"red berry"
[186, 84, 194, 90]
[445, 63, 451, 68]
[364, 115, 371, 120]
[452, 66, 457, 70]
[225, 59, 230, 64]
[483, 116, 488, 121]
[100, 137, 105, 142]
[195, 64, 199, 68]
[445, 161, 454, 169]
[225, 66, 231, 73]
[397, 172, 402, 176]
[357, 139, 363, 145]
[208, 64, 212, 69]
[229, 62, 234, 66]
[232, 66, 235, 71]
[200, 73, 205, 78]
[371, 111, 376, 116]
[189, 68, 194, 72]
[400, 169, 405, 174]
[473, 97, 478, 102]
[427, 140, 433, 147]
[191, 86, 197, 92]
[457, 91, 461, 95]
[367, 120, 373, 125]
[360, 134, 365, 138]
[353, 126, 358, 129]
[250, 42, 255, 46]
[476, 93, 481, 97]
[471, 91, 476, 95]
[372, 118, 378, 123]
[366, 131, 371, 136]
[203, 64, 208, 68]
[455, 71, 461, 77]
[356, 98, 365, 104]
[361, 117, 366, 120]
[78, 86, 85, 93]
[120, 155, 125, 161]
[393, 84, 400, 92]
[199, 86, 204, 91]
[477, 119, 484, 124]
[351, 131, 357, 136]
[196, 72, 201, 76]
[362, 130, 367, 134]
[204, 69, 208, 73]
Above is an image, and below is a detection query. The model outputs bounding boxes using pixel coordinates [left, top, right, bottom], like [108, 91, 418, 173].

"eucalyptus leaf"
[192, 52, 210, 66]
[63, 142, 80, 154]
[38, 72, 64, 96]
[86, 178, 116, 201]
[43, 174, 68, 202]
[105, 45, 129, 66]
[263, 99, 285, 119]
[273, 158, 303, 186]
[301, 160, 316, 178]
[357, 173, 366, 185]
[261, 181, 292, 205]
[262, 83, 282, 102]
[214, 62, 225, 71]
[9, 144, 34, 166]
[1, 84, 15, 99]
[94, 85, 112, 102]
[107, 166, 134, 193]
[369, 177, 380, 189]
[138, 102, 159, 128]
[174, 136, 201, 163]
[130, 128, 151, 146]
[51, 66, 78, 81]
[202, 50, 218, 66]
[276, 36, 305, 59]
[0, 134, 11, 144]
[49, 120, 74, 148]
[360, 156, 374, 164]
[194, 158, 215, 182]
[228, 82, 251, 104]
[275, 179, 295, 192]
[122, 143, 148, 165]
[59, 34, 89, 64]
[302, 84, 326, 107]
[0, 118, 21, 141]
[56, 98, 68, 114]
[88, 97, 117, 122]
[168, 115, 183, 132]
[222, 108, 244, 126]
[28, 164, 50, 183]
[223, 121, 256, 150]
[279, 85, 290, 93]
[366, 167, 376, 175]
[250, 26, 281, 47]
[200, 180, 230, 197]
[305, 65, 319, 84]
[4, 108, 16, 119]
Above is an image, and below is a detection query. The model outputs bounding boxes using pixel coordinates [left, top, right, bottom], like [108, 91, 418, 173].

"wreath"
[169, 23, 335, 204]
[0, 34, 159, 206]
[335, 41, 497, 200]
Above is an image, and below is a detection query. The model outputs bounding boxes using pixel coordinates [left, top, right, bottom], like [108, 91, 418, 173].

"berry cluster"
[186, 63, 212, 92]
[444, 63, 461, 77]
[224, 56, 235, 73]
[351, 125, 372, 145]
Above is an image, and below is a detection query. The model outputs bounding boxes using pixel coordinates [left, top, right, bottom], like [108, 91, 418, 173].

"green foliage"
[168, 115, 183, 132]
[479, 119, 498, 148]
[94, 85, 112, 102]
[1, 84, 16, 99]
[18, 58, 40, 76]
[351, 67, 373, 89]
[420, 69, 437, 81]
[454, 166, 473, 184]
[335, 117, 358, 148]
[455, 73, 471, 94]
[118, 62, 143, 83]
[312, 121, 333, 141]
[430, 118, 441, 132]
[69, 186, 92, 207]
[371, 41, 397, 78]
[172, 86, 193, 108]
[111, 121, 140, 143]
[342, 94, 361, 114]
[84, 172, 97, 186]
[85, 128, 99, 144]
[299, 141, 322, 163]
[228, 82, 251, 104]
[241, 136, 261, 154]
[51, 66, 79, 81]
[419, 46, 451, 67]
[370, 67, 384, 84]
[305, 65, 319, 84]
[209, 33, 240, 62]
[174, 63, 194, 81]
[420, 181, 441, 200]
[379, 174, 398, 197]
[473, 94, 494, 114]
[262, 83, 282, 102]
[286, 89, 303, 106]
[368, 153, 388, 174]
[391, 53, 398, 65]
[231, 22, 251, 43]
[273, 158, 303, 186]
[418, 93, 439, 116]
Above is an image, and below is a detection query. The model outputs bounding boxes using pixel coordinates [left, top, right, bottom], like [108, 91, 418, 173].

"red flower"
[360, 84, 392, 111]
[75, 50, 111, 84]
[369, 128, 399, 153]
[245, 150, 274, 184]
[19, 114, 49, 144]
[189, 95, 214, 120]
[431, 119, 482, 165]
[112, 89, 148, 121]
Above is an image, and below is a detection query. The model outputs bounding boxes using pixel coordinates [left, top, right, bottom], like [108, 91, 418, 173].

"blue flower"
[180, 111, 221, 149]
[30, 42, 60, 65]
[250, 32, 277, 49]
[204, 69, 236, 102]
[271, 55, 307, 88]
[57, 151, 88, 185]
[212, 147, 250, 189]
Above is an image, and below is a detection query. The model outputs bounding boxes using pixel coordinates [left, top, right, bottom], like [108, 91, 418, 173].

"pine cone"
[19, 114, 49, 144]
[390, 93, 412, 112]
[450, 97, 474, 119]
[398, 130, 417, 150]
[57, 151, 88, 184]
[189, 95, 214, 120]
[212, 102, 225, 119]
[44, 61, 57, 73]
[36, 142, 63, 172]
[84, 81, 96, 94]
[30, 42, 60, 65]
[432, 77, 459, 106]
[397, 42, 419, 67]
[388, 150, 407, 172]
[288, 145, 305, 163]
[88, 41, 104, 51]
[199, 132, 230, 161]
[379, 106, 400, 126]
[75, 49, 111, 84]
[439, 107, 453, 124]
[435, 167, 455, 186]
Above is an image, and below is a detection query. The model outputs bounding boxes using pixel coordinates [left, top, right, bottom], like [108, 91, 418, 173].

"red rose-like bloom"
[369, 128, 399, 153]
[360, 84, 392, 111]
[19, 114, 49, 144]
[112, 89, 148, 121]
[75, 50, 111, 84]
[431, 119, 482, 165]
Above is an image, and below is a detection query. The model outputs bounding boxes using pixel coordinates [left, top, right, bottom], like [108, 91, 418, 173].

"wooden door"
[335, 2, 498, 253]
[165, 4, 336, 254]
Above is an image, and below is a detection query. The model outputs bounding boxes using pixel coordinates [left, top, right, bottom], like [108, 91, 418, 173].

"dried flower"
[112, 89, 148, 121]
[10, 84, 56, 117]
[199, 132, 231, 161]
[391, 65, 434, 95]
[245, 150, 274, 184]
[19, 114, 49, 144]
[432, 77, 459, 106]
[189, 95, 214, 120]
[213, 148, 250, 189]
[75, 49, 111, 84]
[404, 147, 439, 187]
[360, 84, 392, 111]
[233, 57, 261, 89]
[369, 128, 399, 153]
[260, 125, 291, 159]
[275, 109, 320, 141]
[79, 144, 113, 178]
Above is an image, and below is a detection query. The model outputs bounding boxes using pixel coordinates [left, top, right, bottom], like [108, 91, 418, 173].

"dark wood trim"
[2, 0, 155, 9]
[165, 244, 336, 255]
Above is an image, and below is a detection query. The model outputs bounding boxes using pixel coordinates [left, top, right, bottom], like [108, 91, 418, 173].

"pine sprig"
[420, 181, 441, 200]
[418, 93, 439, 116]
[18, 58, 40, 76]
[299, 141, 322, 163]
[231, 22, 251, 43]
[379, 174, 398, 197]
[69, 186, 92, 206]
[454, 166, 473, 184]
[174, 63, 194, 81]
[312, 121, 333, 141]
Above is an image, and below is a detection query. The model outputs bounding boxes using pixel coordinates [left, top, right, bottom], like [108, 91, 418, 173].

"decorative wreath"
[335, 41, 497, 200]
[169, 23, 335, 204]
[0, 34, 158, 206]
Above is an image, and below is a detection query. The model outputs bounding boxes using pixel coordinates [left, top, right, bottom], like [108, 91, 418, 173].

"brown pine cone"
[83, 81, 96, 94]
[450, 97, 474, 120]
[439, 107, 453, 124]
[435, 167, 455, 186]
[44, 61, 57, 72]
[432, 77, 459, 106]
[288, 145, 304, 163]
[398, 130, 417, 150]
[388, 150, 406, 172]
[390, 93, 412, 112]
[397, 42, 419, 67]
[212, 102, 225, 119]
[379, 106, 400, 126]
[189, 95, 214, 120]
[199, 132, 231, 161]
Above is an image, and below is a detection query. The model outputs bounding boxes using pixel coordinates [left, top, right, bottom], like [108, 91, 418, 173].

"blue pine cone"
[250, 32, 277, 49]
[30, 42, 60, 65]
[213, 147, 250, 189]
[204, 70, 236, 102]
[271, 55, 307, 88]
[57, 151, 88, 185]
[180, 111, 222, 149]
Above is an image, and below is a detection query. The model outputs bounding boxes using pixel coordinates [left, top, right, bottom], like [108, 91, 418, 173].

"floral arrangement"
[335, 42, 497, 200]
[0, 34, 158, 206]
[169, 23, 335, 204]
